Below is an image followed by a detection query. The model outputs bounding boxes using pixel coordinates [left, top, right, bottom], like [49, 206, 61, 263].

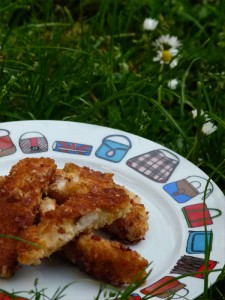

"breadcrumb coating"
[0, 158, 149, 285]
[62, 233, 148, 285]
[48, 163, 117, 203]
[0, 158, 56, 277]
[104, 200, 149, 244]
[48, 163, 149, 243]
[17, 188, 131, 265]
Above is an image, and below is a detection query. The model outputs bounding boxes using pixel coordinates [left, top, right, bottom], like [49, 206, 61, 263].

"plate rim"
[0, 119, 224, 300]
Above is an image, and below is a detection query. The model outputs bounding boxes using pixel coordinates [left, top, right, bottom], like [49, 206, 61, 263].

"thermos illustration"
[95, 134, 132, 163]
[19, 132, 48, 154]
[126, 149, 179, 183]
[163, 176, 214, 203]
[0, 129, 16, 157]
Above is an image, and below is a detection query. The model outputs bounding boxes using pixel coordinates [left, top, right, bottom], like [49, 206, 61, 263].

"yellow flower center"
[162, 50, 172, 63]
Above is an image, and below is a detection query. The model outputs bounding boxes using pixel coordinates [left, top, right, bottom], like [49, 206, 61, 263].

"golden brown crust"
[0, 158, 56, 277]
[104, 200, 149, 244]
[0, 158, 149, 285]
[0, 176, 6, 187]
[17, 187, 131, 265]
[48, 163, 116, 203]
[48, 163, 149, 243]
[62, 233, 148, 285]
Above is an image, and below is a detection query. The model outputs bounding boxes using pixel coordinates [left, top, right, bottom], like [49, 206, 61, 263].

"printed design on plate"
[163, 175, 214, 203]
[0, 129, 16, 157]
[19, 131, 48, 154]
[0, 126, 222, 298]
[95, 134, 132, 163]
[186, 230, 213, 254]
[171, 255, 218, 279]
[0, 292, 27, 300]
[182, 203, 222, 228]
[126, 149, 179, 183]
[140, 275, 189, 299]
[129, 294, 141, 300]
[53, 140, 93, 156]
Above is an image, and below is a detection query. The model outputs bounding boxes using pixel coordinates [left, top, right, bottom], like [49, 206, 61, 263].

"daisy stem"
[157, 64, 164, 104]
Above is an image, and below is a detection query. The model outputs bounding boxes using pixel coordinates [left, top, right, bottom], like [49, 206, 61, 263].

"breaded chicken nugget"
[39, 196, 148, 285]
[48, 163, 149, 243]
[0, 157, 56, 277]
[39, 196, 56, 217]
[0, 176, 5, 187]
[62, 233, 148, 285]
[104, 200, 149, 244]
[48, 163, 117, 203]
[17, 187, 131, 265]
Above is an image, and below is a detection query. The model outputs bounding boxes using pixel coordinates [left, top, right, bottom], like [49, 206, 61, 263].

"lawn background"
[0, 0, 225, 299]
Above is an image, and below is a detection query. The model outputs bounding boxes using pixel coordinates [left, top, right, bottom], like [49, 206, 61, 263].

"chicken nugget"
[17, 187, 131, 265]
[0, 157, 56, 277]
[104, 200, 149, 244]
[48, 163, 116, 203]
[0, 176, 5, 187]
[48, 164, 149, 243]
[39, 196, 57, 217]
[62, 233, 148, 285]
[39, 196, 148, 286]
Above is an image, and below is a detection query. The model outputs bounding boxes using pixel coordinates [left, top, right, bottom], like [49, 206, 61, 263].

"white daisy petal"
[153, 56, 161, 62]
[169, 36, 182, 48]
[204, 114, 211, 122]
[170, 48, 179, 56]
[143, 18, 158, 31]
[192, 109, 198, 118]
[191, 109, 206, 119]
[169, 58, 178, 68]
[202, 121, 217, 135]
[168, 79, 179, 90]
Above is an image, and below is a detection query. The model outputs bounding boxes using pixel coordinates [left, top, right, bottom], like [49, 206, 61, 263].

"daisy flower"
[191, 109, 217, 135]
[167, 78, 179, 90]
[191, 109, 205, 119]
[152, 34, 182, 68]
[191, 109, 210, 121]
[202, 121, 218, 135]
[143, 18, 158, 31]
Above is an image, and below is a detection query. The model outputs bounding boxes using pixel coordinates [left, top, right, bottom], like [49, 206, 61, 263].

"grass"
[0, 0, 225, 299]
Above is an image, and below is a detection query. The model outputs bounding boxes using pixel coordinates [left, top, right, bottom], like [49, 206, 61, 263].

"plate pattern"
[0, 124, 224, 300]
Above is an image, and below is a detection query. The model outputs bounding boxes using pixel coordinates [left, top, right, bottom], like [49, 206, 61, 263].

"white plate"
[0, 120, 224, 300]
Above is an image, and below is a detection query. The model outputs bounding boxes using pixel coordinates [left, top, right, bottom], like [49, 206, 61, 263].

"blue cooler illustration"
[163, 176, 214, 203]
[186, 231, 213, 254]
[95, 134, 132, 163]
